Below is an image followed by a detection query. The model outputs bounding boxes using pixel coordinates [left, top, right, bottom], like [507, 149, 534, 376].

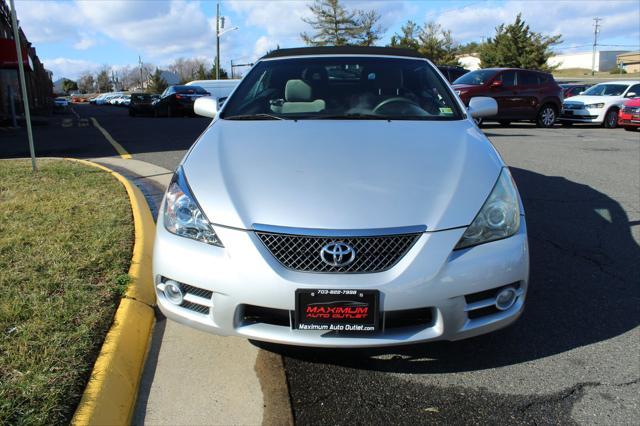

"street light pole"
[216, 1, 220, 80]
[9, 0, 36, 172]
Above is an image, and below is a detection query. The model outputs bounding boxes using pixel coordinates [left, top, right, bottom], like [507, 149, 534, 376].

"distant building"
[616, 51, 640, 73]
[0, 0, 53, 121]
[548, 50, 631, 72]
[457, 54, 481, 71]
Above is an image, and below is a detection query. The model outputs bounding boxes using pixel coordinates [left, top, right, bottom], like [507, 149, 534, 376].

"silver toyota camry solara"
[153, 47, 529, 347]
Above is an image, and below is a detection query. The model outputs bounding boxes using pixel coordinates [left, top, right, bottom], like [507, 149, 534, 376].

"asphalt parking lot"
[2, 104, 638, 424]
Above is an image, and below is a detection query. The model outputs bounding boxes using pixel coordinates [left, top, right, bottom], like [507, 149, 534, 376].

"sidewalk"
[91, 157, 292, 426]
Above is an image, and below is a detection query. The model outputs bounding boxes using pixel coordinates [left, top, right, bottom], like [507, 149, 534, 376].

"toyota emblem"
[320, 242, 356, 267]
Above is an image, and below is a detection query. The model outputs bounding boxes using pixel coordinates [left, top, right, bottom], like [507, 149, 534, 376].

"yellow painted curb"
[65, 158, 157, 426]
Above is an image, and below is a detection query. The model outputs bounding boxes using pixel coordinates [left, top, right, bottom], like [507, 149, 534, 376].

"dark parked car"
[129, 93, 158, 116]
[152, 85, 210, 117]
[559, 83, 592, 98]
[437, 65, 469, 83]
[452, 68, 563, 127]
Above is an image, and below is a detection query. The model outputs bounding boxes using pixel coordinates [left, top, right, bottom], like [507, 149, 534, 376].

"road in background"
[1, 105, 638, 424]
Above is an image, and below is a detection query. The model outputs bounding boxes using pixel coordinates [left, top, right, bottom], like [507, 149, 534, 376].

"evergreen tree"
[355, 10, 384, 46]
[96, 69, 111, 92]
[301, 0, 383, 46]
[389, 21, 459, 66]
[389, 21, 421, 51]
[61, 79, 78, 94]
[147, 68, 168, 94]
[196, 63, 207, 80]
[479, 14, 561, 71]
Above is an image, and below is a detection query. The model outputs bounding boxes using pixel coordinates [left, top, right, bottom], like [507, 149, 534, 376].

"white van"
[186, 80, 239, 103]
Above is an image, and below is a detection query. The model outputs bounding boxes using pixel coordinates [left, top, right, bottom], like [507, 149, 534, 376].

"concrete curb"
[67, 158, 157, 426]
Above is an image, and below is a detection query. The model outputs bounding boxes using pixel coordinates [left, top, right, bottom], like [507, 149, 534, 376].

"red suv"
[452, 68, 563, 127]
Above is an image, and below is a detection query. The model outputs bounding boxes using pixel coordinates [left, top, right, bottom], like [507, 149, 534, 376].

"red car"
[453, 68, 563, 127]
[618, 97, 640, 131]
[559, 83, 591, 98]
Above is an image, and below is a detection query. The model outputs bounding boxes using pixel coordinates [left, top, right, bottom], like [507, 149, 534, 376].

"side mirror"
[194, 96, 218, 118]
[579, 91, 585, 95]
[468, 97, 498, 118]
[490, 80, 502, 88]
[625, 92, 636, 98]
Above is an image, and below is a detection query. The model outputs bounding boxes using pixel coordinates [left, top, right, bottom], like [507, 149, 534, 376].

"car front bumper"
[618, 112, 640, 127]
[153, 215, 529, 348]
[560, 107, 606, 123]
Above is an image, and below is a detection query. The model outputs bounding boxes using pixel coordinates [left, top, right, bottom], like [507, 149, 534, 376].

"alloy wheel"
[539, 106, 556, 127]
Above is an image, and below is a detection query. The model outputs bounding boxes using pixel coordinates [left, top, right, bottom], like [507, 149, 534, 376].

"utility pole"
[591, 17, 602, 76]
[9, 0, 36, 171]
[216, 1, 220, 80]
[139, 55, 144, 89]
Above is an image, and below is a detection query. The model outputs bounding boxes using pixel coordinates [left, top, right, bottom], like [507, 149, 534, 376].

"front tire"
[537, 104, 557, 128]
[602, 109, 619, 129]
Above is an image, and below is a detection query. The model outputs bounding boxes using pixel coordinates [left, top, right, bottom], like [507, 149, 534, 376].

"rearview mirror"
[194, 96, 218, 118]
[468, 97, 498, 118]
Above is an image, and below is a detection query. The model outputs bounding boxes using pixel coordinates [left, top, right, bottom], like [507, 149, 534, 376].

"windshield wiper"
[306, 113, 436, 120]
[223, 113, 284, 120]
[308, 113, 394, 120]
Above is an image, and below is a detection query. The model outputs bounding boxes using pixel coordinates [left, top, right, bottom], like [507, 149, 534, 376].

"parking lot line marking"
[90, 117, 132, 160]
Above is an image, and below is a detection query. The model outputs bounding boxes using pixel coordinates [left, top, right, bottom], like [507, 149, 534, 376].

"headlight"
[455, 168, 521, 250]
[585, 103, 605, 109]
[163, 166, 223, 247]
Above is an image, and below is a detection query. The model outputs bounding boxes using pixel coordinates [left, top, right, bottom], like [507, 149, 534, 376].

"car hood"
[182, 119, 504, 231]
[451, 84, 482, 91]
[564, 95, 622, 105]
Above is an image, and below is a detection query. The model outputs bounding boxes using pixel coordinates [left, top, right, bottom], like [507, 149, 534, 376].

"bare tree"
[168, 57, 208, 83]
[77, 73, 95, 94]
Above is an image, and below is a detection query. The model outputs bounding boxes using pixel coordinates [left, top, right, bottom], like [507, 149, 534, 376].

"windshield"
[175, 85, 208, 94]
[453, 69, 497, 86]
[582, 84, 628, 96]
[220, 56, 462, 120]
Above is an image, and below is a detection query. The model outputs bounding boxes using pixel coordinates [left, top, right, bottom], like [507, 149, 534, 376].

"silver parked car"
[153, 47, 529, 347]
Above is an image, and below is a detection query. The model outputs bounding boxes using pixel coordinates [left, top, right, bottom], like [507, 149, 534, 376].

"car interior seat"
[280, 79, 326, 114]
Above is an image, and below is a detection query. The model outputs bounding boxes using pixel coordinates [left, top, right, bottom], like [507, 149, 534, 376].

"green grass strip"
[0, 159, 133, 425]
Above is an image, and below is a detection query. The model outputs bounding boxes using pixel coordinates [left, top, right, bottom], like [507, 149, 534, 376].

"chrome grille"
[622, 106, 639, 114]
[256, 231, 421, 273]
[563, 103, 582, 110]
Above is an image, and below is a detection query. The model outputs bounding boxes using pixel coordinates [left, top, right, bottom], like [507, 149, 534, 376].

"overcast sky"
[14, 0, 640, 80]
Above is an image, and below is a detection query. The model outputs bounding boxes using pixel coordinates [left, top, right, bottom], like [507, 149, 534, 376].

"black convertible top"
[261, 46, 423, 59]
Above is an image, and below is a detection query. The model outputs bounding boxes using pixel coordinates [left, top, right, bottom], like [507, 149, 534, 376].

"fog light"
[495, 287, 517, 311]
[164, 280, 184, 305]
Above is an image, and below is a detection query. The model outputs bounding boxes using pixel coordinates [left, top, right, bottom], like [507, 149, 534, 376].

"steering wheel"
[372, 97, 422, 115]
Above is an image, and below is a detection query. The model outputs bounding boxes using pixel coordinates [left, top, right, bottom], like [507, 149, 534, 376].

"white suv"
[560, 81, 640, 128]
[153, 47, 528, 347]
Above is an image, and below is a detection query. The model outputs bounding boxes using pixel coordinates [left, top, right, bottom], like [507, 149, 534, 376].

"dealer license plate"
[295, 289, 379, 333]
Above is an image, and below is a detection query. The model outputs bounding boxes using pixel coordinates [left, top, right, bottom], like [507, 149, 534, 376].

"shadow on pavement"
[256, 168, 640, 373]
